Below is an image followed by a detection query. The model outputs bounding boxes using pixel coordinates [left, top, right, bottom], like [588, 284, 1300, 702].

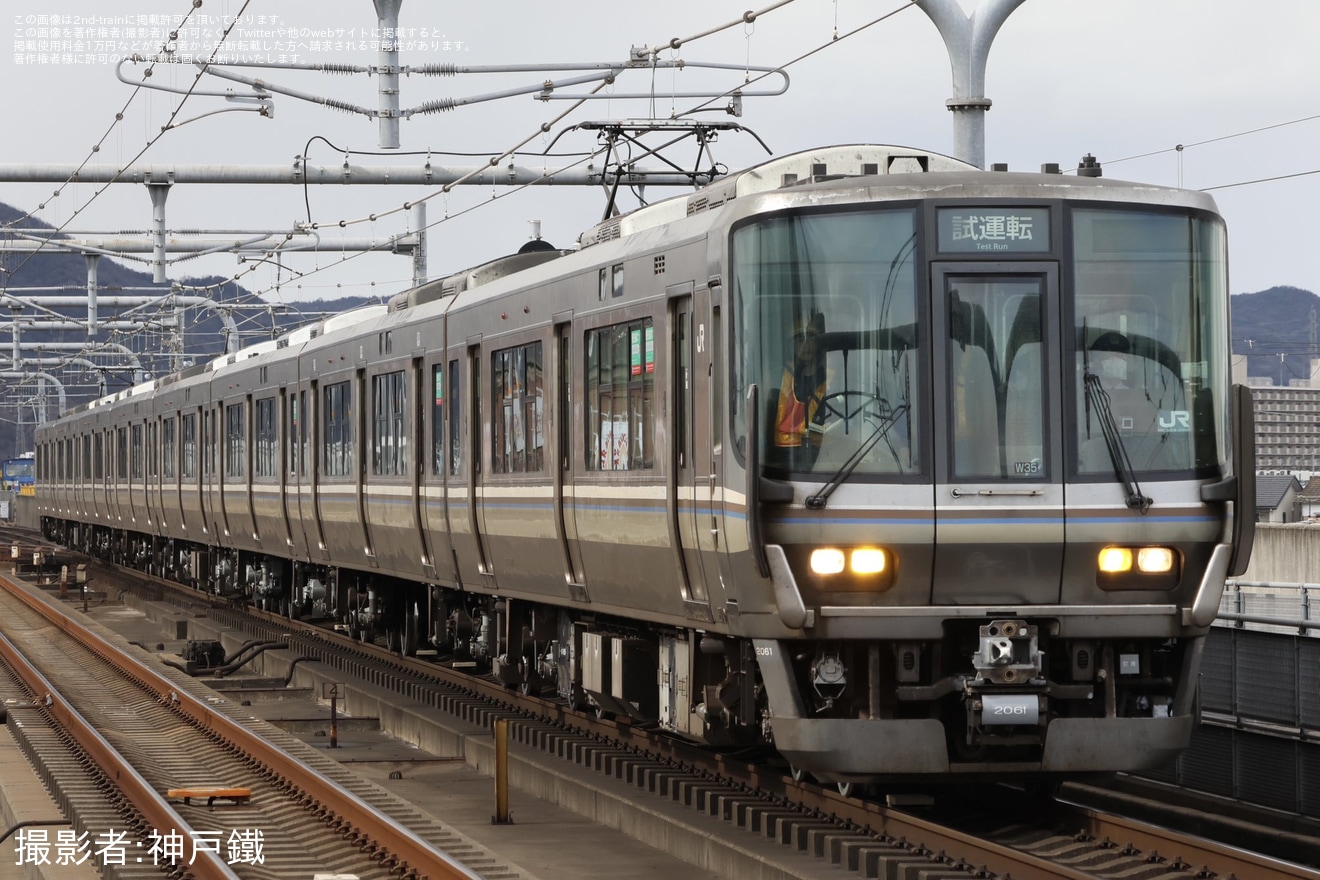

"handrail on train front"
[745, 384, 771, 579]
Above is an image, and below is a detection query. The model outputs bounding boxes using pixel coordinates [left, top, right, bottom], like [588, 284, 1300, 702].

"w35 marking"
[1013, 460, 1042, 475]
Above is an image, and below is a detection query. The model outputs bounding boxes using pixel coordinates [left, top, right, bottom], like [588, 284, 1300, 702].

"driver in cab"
[774, 312, 830, 457]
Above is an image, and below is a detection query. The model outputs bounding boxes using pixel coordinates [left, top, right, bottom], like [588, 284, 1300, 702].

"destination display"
[937, 206, 1050, 253]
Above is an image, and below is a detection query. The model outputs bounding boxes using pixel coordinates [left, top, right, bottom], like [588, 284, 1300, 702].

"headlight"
[1098, 547, 1133, 573]
[1137, 547, 1174, 573]
[808, 546, 895, 589]
[850, 548, 887, 574]
[810, 548, 846, 575]
[1096, 545, 1180, 591]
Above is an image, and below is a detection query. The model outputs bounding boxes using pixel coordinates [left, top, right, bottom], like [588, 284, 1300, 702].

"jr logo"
[1158, 410, 1191, 432]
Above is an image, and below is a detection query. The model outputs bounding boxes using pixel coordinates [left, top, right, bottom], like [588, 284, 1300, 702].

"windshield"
[732, 207, 920, 478]
[1072, 208, 1228, 477]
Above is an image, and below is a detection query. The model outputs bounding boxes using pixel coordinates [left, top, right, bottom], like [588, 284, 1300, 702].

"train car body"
[36, 144, 1255, 781]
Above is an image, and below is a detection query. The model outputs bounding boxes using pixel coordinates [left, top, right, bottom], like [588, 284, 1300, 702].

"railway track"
[5, 527, 1314, 876]
[0, 563, 521, 880]
[3, 534, 1315, 880]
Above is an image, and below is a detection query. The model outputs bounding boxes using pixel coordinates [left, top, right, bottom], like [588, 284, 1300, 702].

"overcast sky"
[4, 0, 1318, 314]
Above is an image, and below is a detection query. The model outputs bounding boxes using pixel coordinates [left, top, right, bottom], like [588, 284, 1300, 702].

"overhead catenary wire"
[211, 3, 925, 307]
[1, 0, 256, 291]
[14, 2, 1316, 365]
[1092, 111, 1320, 193]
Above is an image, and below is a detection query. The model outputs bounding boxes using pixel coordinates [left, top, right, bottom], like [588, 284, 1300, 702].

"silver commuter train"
[36, 144, 1256, 781]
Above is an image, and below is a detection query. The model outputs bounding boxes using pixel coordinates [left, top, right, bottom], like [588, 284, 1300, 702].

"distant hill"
[1230, 285, 1320, 383]
[0, 201, 375, 454]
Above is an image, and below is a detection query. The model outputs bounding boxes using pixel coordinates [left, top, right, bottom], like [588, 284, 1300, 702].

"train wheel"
[403, 608, 420, 657]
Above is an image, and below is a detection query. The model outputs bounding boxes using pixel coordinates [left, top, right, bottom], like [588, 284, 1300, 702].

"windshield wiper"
[806, 401, 908, 509]
[1082, 367, 1152, 513]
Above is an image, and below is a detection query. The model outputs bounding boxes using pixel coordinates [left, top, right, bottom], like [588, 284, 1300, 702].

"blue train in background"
[2, 455, 35, 495]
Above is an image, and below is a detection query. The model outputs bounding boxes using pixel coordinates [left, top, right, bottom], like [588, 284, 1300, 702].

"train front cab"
[731, 183, 1255, 778]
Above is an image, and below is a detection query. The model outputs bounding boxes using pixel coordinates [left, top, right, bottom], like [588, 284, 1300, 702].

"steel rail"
[0, 606, 241, 879]
[0, 570, 484, 880]
[1067, 798, 1320, 880]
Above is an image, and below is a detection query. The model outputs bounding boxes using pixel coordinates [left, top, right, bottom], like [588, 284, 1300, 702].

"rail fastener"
[166, 787, 253, 807]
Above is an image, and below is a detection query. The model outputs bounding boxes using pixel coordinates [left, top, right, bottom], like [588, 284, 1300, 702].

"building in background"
[1255, 473, 1302, 523]
[1235, 357, 1320, 479]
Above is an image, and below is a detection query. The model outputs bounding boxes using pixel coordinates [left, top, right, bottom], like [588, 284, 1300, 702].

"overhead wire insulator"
[413, 63, 459, 77]
[323, 98, 362, 115]
[410, 98, 460, 117]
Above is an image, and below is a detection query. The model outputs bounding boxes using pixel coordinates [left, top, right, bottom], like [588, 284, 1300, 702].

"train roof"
[578, 144, 976, 247]
[787, 167, 1221, 210]
[381, 145, 975, 314]
[207, 303, 391, 375]
[388, 248, 573, 312]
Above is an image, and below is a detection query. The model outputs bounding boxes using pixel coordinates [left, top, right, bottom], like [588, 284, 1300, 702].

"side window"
[163, 417, 177, 479]
[255, 397, 277, 478]
[130, 424, 143, 480]
[449, 359, 462, 476]
[225, 402, 246, 478]
[585, 318, 654, 471]
[432, 363, 444, 475]
[182, 413, 197, 479]
[491, 341, 544, 474]
[372, 370, 408, 476]
[288, 393, 300, 478]
[204, 409, 216, 477]
[116, 426, 128, 480]
[299, 390, 308, 477]
[322, 381, 353, 477]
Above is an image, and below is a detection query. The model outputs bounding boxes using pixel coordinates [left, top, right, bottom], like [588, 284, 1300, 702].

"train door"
[308, 380, 329, 561]
[668, 286, 712, 617]
[931, 263, 1065, 604]
[706, 292, 743, 609]
[166, 416, 180, 535]
[355, 368, 374, 563]
[423, 355, 460, 584]
[451, 340, 492, 585]
[83, 433, 93, 522]
[74, 435, 84, 520]
[96, 428, 107, 521]
[244, 393, 259, 542]
[412, 356, 440, 580]
[188, 407, 203, 536]
[294, 387, 312, 552]
[208, 404, 229, 539]
[279, 388, 294, 549]
[130, 421, 143, 526]
[554, 318, 588, 599]
[113, 425, 127, 525]
[147, 420, 159, 528]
